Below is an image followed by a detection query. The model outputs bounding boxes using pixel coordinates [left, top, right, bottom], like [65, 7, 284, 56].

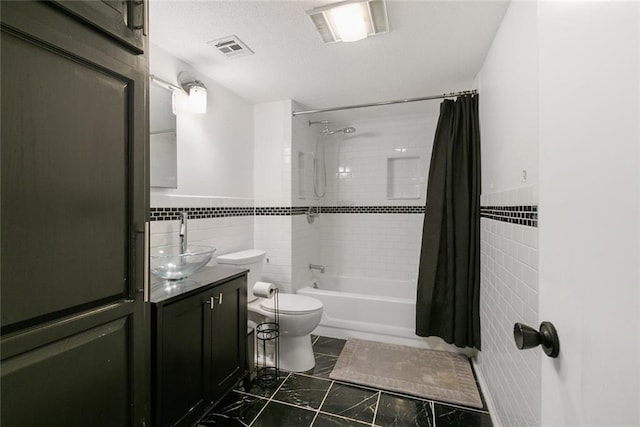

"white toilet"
[216, 249, 323, 372]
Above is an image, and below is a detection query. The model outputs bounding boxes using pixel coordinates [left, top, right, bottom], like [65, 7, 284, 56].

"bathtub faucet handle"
[309, 264, 325, 274]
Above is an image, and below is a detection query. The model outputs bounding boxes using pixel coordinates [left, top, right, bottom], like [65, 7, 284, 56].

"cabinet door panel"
[1, 311, 132, 426]
[161, 293, 211, 427]
[50, 0, 145, 53]
[1, 28, 130, 330]
[211, 277, 247, 398]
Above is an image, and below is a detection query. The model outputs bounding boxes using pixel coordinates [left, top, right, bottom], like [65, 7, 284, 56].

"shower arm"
[308, 120, 329, 126]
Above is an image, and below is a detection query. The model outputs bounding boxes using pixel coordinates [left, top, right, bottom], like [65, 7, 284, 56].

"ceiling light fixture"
[307, 0, 389, 44]
[178, 71, 207, 114]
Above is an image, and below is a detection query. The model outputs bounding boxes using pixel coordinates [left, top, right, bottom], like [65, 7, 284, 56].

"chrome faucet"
[309, 264, 325, 274]
[179, 212, 188, 254]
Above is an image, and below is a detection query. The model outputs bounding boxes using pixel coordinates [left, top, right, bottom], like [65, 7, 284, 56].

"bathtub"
[298, 276, 474, 355]
[297, 275, 428, 346]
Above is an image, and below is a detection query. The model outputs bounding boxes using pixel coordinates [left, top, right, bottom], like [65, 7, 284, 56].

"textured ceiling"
[149, 0, 509, 115]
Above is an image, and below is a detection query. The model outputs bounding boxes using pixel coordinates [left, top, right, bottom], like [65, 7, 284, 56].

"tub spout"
[309, 264, 325, 274]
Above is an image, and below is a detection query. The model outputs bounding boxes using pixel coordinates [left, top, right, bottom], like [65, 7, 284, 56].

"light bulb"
[189, 86, 207, 114]
[329, 3, 368, 42]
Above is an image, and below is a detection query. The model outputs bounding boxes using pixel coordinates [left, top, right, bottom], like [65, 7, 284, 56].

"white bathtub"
[298, 276, 474, 355]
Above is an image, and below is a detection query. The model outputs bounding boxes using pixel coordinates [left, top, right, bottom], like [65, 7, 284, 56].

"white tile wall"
[150, 214, 254, 262]
[476, 186, 540, 427]
[292, 106, 320, 206]
[291, 107, 324, 289]
[318, 213, 423, 281]
[150, 195, 254, 257]
[321, 113, 437, 206]
[290, 112, 436, 284]
[254, 215, 292, 292]
[291, 214, 320, 292]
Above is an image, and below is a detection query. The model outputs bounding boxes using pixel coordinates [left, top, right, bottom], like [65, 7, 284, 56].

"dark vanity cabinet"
[152, 267, 248, 427]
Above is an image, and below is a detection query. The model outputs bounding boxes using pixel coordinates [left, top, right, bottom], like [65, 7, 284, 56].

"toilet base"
[279, 335, 315, 372]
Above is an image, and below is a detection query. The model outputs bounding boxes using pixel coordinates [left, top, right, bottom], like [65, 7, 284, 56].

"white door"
[538, 2, 639, 426]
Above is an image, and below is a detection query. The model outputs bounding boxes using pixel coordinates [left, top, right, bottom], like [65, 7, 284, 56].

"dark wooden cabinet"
[50, 0, 147, 53]
[211, 276, 249, 398]
[152, 268, 248, 427]
[1, 1, 149, 426]
[157, 291, 211, 427]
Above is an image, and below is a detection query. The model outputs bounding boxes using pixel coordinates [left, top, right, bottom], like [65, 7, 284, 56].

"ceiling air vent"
[207, 35, 254, 59]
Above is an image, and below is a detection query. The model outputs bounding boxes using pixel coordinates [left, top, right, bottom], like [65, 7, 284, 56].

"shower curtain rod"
[292, 89, 477, 116]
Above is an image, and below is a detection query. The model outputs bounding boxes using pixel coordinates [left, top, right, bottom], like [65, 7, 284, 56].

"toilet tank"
[216, 249, 266, 300]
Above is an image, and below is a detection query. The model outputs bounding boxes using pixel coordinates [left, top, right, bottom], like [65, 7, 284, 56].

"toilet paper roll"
[253, 281, 276, 298]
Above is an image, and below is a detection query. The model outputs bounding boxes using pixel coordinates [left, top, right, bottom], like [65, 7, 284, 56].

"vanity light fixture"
[178, 71, 207, 114]
[307, 0, 389, 44]
[150, 73, 208, 114]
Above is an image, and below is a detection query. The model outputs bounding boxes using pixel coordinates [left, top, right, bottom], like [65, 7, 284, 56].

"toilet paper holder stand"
[255, 288, 280, 386]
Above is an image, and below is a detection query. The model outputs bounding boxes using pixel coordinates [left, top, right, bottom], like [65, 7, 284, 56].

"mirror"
[150, 82, 177, 188]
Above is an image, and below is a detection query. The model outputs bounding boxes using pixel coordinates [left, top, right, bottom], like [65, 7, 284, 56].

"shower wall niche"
[387, 156, 421, 199]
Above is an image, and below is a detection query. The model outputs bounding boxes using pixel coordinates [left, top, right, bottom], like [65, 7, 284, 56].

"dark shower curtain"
[416, 94, 481, 350]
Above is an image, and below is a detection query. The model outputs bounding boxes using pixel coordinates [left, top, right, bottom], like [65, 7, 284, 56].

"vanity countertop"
[150, 265, 248, 304]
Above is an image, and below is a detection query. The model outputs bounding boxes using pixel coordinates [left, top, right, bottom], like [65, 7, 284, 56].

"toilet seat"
[258, 294, 323, 315]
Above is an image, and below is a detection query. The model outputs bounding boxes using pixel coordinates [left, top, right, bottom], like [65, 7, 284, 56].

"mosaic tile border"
[150, 207, 254, 221]
[254, 207, 293, 216]
[320, 206, 425, 214]
[150, 205, 427, 221]
[150, 206, 535, 223]
[480, 205, 538, 227]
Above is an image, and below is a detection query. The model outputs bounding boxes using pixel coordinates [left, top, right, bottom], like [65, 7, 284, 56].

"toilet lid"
[259, 294, 323, 315]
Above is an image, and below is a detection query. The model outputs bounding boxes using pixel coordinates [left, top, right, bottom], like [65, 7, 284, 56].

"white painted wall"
[473, 2, 541, 427]
[150, 43, 254, 200]
[149, 44, 254, 255]
[538, 2, 640, 425]
[477, 2, 538, 195]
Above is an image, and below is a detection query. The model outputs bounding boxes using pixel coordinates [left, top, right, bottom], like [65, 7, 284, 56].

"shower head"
[309, 120, 356, 136]
[323, 126, 357, 136]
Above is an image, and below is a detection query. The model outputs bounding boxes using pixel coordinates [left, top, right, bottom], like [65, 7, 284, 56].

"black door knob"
[513, 321, 560, 358]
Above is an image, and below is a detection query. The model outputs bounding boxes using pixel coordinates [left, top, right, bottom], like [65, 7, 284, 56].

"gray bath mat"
[329, 338, 482, 409]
